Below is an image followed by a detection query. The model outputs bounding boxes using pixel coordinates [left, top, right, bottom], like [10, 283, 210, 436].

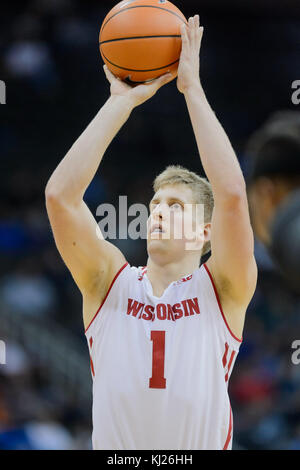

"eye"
[170, 202, 182, 210]
[150, 203, 159, 213]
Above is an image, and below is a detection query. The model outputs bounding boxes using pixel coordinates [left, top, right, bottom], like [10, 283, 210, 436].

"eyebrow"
[149, 196, 187, 208]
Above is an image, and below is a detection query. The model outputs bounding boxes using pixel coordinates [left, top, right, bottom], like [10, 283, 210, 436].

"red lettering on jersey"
[142, 304, 154, 321]
[172, 303, 183, 320]
[167, 304, 175, 321]
[187, 297, 200, 315]
[182, 300, 190, 317]
[157, 304, 167, 320]
[125, 298, 200, 322]
[149, 330, 166, 389]
[127, 298, 145, 317]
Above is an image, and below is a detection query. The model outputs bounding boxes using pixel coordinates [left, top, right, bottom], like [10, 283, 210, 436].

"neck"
[146, 256, 201, 297]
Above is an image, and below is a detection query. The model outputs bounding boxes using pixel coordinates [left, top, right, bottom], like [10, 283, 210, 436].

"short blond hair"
[153, 165, 214, 256]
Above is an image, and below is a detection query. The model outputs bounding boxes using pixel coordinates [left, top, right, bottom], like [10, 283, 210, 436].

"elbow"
[45, 182, 61, 205]
[217, 181, 247, 206]
[45, 182, 69, 210]
[45, 182, 81, 210]
[228, 181, 247, 201]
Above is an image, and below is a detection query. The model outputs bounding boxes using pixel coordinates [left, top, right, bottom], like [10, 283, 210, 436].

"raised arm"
[45, 66, 173, 328]
[177, 16, 257, 337]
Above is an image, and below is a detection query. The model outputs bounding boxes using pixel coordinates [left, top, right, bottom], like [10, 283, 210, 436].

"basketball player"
[45, 16, 257, 450]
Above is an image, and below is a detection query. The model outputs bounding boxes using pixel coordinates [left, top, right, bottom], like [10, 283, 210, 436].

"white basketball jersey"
[84, 262, 242, 450]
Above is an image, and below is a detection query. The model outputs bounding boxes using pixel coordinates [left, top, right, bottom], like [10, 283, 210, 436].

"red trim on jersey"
[223, 405, 233, 450]
[222, 342, 229, 368]
[203, 263, 243, 343]
[89, 336, 95, 377]
[225, 350, 236, 382]
[138, 266, 147, 281]
[85, 262, 129, 333]
[90, 357, 95, 377]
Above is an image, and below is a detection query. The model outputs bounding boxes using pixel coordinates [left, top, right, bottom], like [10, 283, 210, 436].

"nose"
[152, 203, 168, 220]
[148, 204, 168, 233]
[152, 205, 162, 220]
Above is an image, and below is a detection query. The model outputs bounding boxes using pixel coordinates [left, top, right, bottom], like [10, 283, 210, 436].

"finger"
[188, 16, 194, 42]
[193, 15, 200, 47]
[147, 72, 173, 92]
[188, 16, 194, 27]
[103, 64, 117, 83]
[180, 23, 189, 50]
[199, 26, 204, 47]
[154, 72, 173, 87]
[103, 64, 112, 82]
[195, 25, 204, 50]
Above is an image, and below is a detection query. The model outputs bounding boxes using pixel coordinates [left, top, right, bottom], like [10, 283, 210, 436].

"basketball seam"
[100, 5, 187, 37]
[99, 34, 181, 45]
[100, 49, 179, 72]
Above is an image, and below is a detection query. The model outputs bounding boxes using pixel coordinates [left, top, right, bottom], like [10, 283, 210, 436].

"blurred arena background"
[1, 0, 300, 450]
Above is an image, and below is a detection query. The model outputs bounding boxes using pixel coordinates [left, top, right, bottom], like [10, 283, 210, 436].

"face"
[248, 177, 295, 245]
[147, 184, 210, 263]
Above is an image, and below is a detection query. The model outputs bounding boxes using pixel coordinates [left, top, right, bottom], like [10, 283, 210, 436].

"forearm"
[46, 95, 134, 205]
[184, 83, 245, 200]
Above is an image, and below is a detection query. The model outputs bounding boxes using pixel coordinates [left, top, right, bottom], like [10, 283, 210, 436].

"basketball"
[99, 0, 187, 84]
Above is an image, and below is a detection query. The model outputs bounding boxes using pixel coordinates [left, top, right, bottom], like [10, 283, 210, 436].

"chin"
[148, 238, 187, 259]
[147, 237, 171, 254]
[147, 238, 167, 250]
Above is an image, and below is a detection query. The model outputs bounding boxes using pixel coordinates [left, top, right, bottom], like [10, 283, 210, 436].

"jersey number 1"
[149, 330, 166, 389]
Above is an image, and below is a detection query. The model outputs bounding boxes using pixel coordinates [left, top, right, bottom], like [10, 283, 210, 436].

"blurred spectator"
[4, 41, 58, 92]
[0, 257, 58, 316]
[246, 111, 300, 292]
[0, 421, 74, 450]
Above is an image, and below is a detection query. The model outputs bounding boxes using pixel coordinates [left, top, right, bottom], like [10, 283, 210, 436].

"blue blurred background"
[0, 0, 300, 450]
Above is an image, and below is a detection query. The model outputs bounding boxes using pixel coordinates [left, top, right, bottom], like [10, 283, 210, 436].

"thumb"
[103, 64, 118, 83]
[148, 72, 173, 92]
[156, 72, 173, 87]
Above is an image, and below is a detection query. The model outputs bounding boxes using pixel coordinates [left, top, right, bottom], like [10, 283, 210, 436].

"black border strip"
[100, 5, 187, 37]
[100, 34, 181, 45]
[100, 49, 179, 72]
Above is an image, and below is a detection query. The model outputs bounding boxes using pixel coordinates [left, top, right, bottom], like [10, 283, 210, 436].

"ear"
[203, 221, 211, 244]
[186, 221, 211, 252]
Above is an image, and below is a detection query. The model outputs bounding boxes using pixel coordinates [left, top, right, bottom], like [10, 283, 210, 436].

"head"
[147, 165, 214, 266]
[246, 111, 300, 246]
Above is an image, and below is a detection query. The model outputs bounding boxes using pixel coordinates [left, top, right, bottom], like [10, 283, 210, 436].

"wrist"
[108, 94, 136, 112]
[183, 80, 204, 97]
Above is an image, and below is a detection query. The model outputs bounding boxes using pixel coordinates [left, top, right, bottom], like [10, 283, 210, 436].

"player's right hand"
[103, 65, 173, 107]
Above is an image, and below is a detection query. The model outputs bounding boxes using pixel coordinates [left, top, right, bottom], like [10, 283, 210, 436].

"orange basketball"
[99, 0, 187, 84]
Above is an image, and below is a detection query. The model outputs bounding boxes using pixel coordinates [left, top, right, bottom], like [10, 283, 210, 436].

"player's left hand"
[177, 15, 204, 94]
